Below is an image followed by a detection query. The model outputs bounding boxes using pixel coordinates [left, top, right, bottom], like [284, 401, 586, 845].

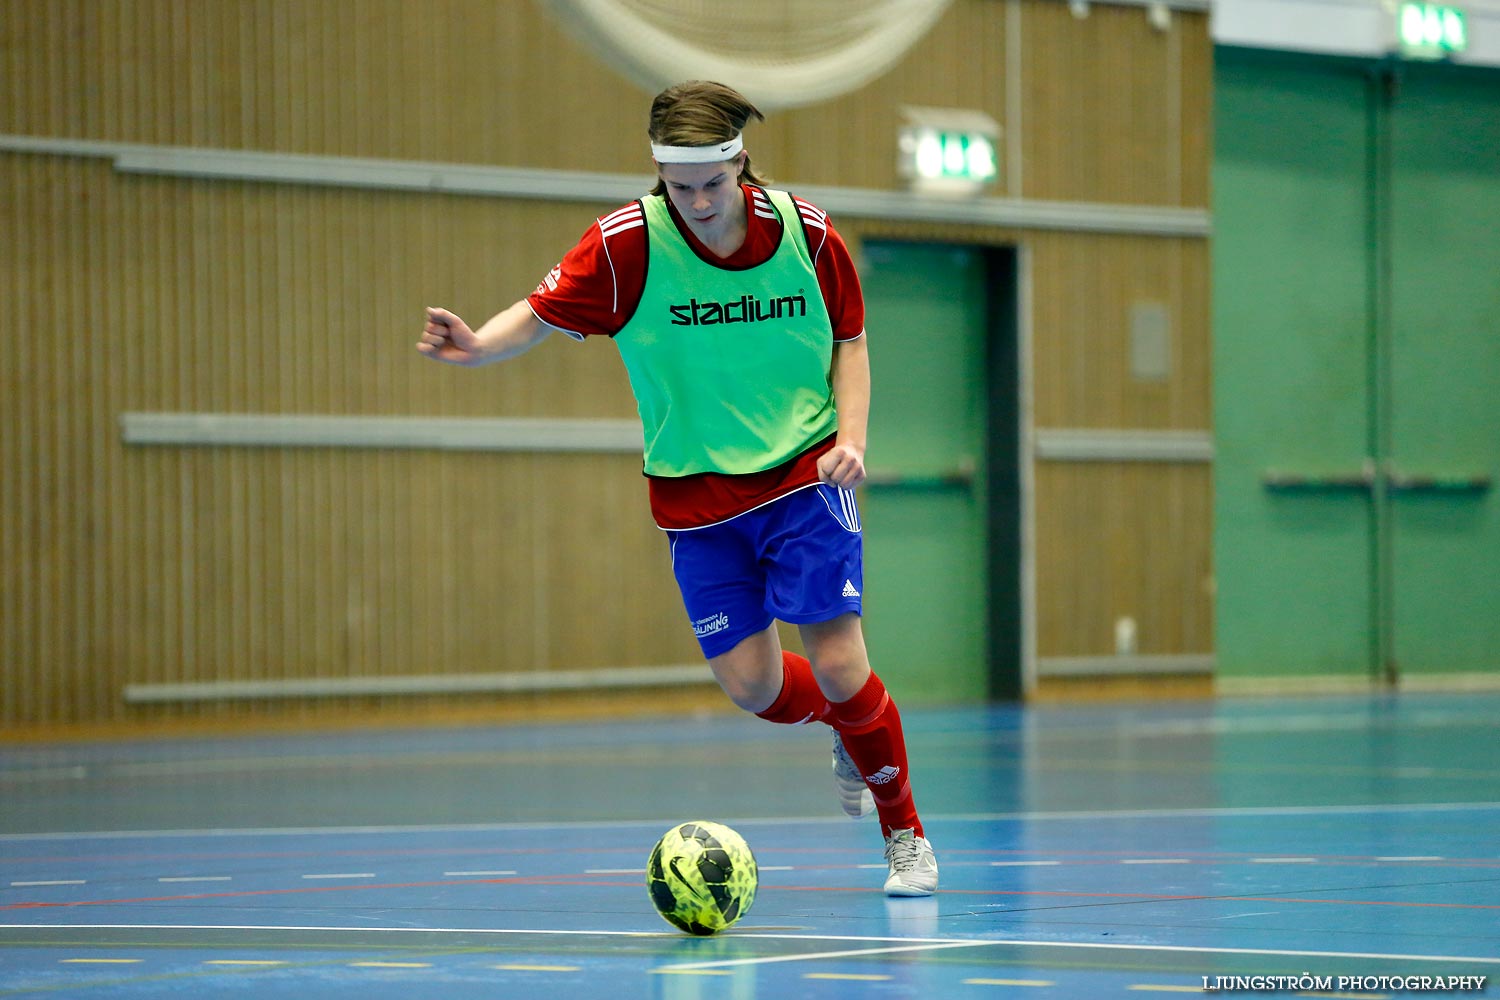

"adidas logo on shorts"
[842, 580, 860, 598]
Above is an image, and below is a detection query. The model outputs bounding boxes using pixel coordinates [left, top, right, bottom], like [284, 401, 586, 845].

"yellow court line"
[1128, 986, 1209, 993]
[804, 973, 893, 982]
[204, 960, 289, 966]
[348, 961, 432, 968]
[964, 979, 1056, 987]
[60, 958, 143, 964]
[491, 964, 582, 972]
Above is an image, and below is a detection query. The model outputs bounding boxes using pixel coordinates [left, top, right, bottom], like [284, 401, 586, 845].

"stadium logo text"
[668, 293, 807, 327]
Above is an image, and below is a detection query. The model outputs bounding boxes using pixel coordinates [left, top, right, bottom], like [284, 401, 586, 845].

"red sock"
[754, 651, 833, 726]
[830, 671, 922, 838]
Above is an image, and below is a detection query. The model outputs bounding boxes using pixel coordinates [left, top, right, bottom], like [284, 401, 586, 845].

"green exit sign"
[898, 107, 1001, 196]
[908, 130, 997, 184]
[1398, 2, 1467, 59]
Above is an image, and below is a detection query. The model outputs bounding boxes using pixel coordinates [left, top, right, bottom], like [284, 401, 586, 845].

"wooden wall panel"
[764, 0, 1011, 191]
[1, 0, 1214, 724]
[1034, 463, 1215, 657]
[1021, 2, 1207, 206]
[1177, 14, 1215, 209]
[0, 0, 698, 174]
[1029, 231, 1211, 428]
[2, 2, 1204, 204]
[0, 150, 693, 725]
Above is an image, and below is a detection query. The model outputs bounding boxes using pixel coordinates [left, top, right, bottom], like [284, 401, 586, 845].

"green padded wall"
[1213, 48, 1500, 682]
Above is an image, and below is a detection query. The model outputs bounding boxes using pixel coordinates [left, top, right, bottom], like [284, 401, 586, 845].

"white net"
[537, 0, 955, 110]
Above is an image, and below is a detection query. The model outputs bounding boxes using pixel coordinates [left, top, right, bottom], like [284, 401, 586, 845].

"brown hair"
[647, 80, 768, 196]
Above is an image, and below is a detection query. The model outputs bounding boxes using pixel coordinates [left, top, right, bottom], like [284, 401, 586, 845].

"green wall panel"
[1389, 66, 1500, 674]
[1214, 49, 1500, 682]
[859, 241, 989, 705]
[1212, 50, 1376, 678]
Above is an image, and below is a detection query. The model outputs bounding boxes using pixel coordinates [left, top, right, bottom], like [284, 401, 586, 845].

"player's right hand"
[417, 307, 483, 365]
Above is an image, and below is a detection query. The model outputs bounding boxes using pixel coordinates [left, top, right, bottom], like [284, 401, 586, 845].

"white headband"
[650, 133, 744, 164]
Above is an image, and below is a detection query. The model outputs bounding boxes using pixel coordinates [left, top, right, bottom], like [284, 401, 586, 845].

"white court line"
[4, 924, 1500, 968]
[1096, 710, 1500, 739]
[664, 940, 995, 970]
[2, 801, 1497, 841]
[0, 766, 89, 784]
[300, 873, 375, 880]
[0, 819, 731, 841]
[442, 870, 517, 877]
[9, 880, 86, 887]
[656, 935, 1500, 972]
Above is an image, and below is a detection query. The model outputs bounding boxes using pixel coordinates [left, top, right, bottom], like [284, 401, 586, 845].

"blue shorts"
[667, 483, 864, 659]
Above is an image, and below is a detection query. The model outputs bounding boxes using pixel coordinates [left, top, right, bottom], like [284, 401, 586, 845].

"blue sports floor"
[2, 693, 1498, 998]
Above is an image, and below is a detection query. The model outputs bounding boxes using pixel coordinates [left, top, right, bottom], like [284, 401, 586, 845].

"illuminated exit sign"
[898, 107, 1000, 196]
[905, 130, 997, 185]
[1397, 2, 1467, 59]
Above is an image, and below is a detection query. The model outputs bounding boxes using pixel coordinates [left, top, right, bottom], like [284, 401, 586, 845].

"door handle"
[1387, 471, 1491, 494]
[863, 458, 976, 490]
[1262, 468, 1375, 492]
[1263, 461, 1490, 494]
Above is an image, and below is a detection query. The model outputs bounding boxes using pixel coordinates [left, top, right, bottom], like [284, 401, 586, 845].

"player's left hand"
[817, 443, 866, 490]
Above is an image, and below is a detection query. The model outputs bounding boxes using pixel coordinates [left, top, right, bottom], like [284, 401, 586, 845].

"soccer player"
[417, 80, 938, 896]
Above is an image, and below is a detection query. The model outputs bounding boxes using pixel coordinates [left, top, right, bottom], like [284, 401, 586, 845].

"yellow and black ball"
[646, 821, 758, 935]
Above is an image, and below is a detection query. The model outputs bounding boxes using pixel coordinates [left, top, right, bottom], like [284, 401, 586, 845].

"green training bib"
[614, 188, 838, 477]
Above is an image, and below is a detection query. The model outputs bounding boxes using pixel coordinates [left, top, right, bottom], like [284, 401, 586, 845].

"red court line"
[925, 849, 1500, 871]
[772, 885, 1500, 910]
[0, 874, 624, 911]
[971, 858, 1500, 870]
[1, 846, 571, 866]
[753, 880, 1500, 910]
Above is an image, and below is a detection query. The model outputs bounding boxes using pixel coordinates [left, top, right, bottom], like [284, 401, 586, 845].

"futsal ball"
[646, 820, 758, 935]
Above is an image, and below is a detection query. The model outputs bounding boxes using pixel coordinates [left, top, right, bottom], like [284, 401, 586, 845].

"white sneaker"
[883, 828, 939, 897]
[832, 732, 874, 818]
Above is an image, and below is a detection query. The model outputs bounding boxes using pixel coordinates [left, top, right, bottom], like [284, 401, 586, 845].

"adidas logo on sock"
[842, 580, 861, 598]
[866, 765, 901, 785]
